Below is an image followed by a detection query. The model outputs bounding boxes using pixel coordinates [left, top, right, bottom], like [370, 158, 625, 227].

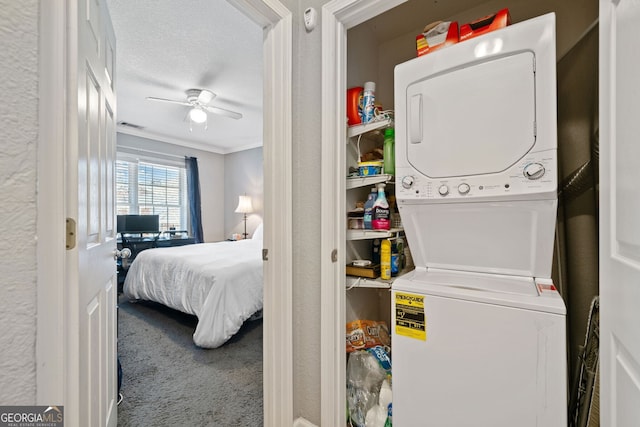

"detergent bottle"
[372, 183, 390, 230]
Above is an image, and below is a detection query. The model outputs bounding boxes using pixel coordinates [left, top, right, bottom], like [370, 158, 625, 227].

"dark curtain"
[185, 156, 204, 243]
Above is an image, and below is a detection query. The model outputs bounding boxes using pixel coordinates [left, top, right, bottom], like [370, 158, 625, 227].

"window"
[116, 157, 188, 232]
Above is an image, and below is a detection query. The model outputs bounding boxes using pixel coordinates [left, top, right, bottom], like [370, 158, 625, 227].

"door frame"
[319, 1, 406, 425]
[36, 1, 294, 425]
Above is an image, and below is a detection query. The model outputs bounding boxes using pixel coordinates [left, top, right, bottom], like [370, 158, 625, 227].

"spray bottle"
[361, 81, 376, 123]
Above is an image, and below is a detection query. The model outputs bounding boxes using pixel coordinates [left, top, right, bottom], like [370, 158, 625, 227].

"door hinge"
[331, 249, 338, 263]
[66, 218, 77, 250]
[262, 248, 269, 261]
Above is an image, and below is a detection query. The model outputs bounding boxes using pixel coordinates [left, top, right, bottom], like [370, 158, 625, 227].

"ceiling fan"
[146, 89, 243, 124]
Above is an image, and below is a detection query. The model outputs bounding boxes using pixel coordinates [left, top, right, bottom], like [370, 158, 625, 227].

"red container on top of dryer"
[459, 8, 511, 41]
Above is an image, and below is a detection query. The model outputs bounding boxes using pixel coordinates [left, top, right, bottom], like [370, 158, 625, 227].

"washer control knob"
[458, 183, 471, 195]
[523, 162, 545, 180]
[438, 184, 449, 196]
[401, 176, 415, 189]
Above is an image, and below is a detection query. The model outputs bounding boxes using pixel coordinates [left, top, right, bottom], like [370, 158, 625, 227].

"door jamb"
[320, 1, 406, 425]
[36, 0, 67, 405]
[230, 1, 295, 425]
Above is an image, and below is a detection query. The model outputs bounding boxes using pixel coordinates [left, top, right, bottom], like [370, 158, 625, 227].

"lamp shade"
[235, 195, 253, 214]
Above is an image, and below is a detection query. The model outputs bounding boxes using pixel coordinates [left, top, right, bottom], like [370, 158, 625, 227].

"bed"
[123, 224, 264, 348]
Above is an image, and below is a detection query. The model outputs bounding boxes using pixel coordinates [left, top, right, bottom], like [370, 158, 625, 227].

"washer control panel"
[396, 151, 556, 201]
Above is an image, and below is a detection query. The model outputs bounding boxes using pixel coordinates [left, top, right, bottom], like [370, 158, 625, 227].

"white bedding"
[123, 238, 263, 348]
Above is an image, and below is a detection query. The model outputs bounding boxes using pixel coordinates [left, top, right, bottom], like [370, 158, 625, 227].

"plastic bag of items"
[347, 346, 392, 427]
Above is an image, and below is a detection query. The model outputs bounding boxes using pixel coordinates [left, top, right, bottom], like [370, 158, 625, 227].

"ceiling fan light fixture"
[189, 107, 207, 124]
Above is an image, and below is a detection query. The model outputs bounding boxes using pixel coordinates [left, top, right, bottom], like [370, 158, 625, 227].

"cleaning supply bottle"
[363, 187, 377, 230]
[347, 86, 364, 125]
[380, 239, 391, 280]
[391, 240, 399, 277]
[396, 236, 405, 271]
[372, 239, 381, 264]
[372, 183, 390, 230]
[383, 127, 395, 176]
[361, 81, 376, 123]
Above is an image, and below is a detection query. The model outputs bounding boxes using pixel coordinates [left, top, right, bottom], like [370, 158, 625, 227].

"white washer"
[392, 13, 567, 426]
[392, 271, 566, 427]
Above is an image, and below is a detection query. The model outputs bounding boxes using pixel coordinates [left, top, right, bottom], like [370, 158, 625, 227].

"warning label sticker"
[536, 283, 557, 293]
[395, 292, 426, 341]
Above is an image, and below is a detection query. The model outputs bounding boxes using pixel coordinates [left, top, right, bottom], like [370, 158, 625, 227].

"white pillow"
[252, 223, 263, 240]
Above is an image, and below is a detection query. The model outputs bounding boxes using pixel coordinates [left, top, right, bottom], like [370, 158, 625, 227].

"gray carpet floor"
[117, 294, 263, 426]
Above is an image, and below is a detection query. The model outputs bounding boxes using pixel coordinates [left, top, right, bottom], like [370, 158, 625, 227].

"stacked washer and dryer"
[392, 13, 567, 426]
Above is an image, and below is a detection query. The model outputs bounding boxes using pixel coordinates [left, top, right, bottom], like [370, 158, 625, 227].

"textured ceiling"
[106, 0, 263, 154]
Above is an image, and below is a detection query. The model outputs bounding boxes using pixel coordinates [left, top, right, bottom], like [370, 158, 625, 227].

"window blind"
[116, 158, 188, 231]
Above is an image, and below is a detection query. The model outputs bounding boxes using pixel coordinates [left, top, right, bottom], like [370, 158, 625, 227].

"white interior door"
[599, 0, 640, 425]
[72, 0, 118, 425]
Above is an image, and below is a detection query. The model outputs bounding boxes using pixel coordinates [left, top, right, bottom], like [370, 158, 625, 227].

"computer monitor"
[117, 214, 160, 233]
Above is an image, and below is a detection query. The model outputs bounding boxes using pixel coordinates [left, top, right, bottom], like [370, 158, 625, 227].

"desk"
[156, 237, 196, 247]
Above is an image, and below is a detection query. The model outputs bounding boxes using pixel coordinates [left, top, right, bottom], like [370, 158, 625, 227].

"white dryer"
[392, 13, 567, 426]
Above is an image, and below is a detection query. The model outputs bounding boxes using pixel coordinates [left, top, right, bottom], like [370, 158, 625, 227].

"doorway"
[321, 0, 601, 425]
[36, 1, 293, 425]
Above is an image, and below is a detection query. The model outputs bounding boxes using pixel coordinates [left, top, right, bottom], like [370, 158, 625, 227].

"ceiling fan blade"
[146, 97, 192, 107]
[203, 105, 243, 120]
[197, 89, 216, 104]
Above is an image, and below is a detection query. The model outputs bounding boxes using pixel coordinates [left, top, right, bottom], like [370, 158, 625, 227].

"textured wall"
[287, 0, 323, 423]
[0, 0, 39, 403]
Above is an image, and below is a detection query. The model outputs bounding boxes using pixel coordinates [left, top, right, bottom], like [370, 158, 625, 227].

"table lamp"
[235, 195, 253, 239]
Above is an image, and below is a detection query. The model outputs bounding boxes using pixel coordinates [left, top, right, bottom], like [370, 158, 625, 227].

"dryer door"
[406, 51, 536, 178]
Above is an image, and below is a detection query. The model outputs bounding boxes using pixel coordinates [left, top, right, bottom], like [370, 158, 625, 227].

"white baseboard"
[293, 417, 318, 427]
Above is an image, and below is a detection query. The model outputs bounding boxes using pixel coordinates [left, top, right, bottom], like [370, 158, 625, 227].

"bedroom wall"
[0, 0, 38, 404]
[117, 133, 226, 242]
[223, 147, 263, 239]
